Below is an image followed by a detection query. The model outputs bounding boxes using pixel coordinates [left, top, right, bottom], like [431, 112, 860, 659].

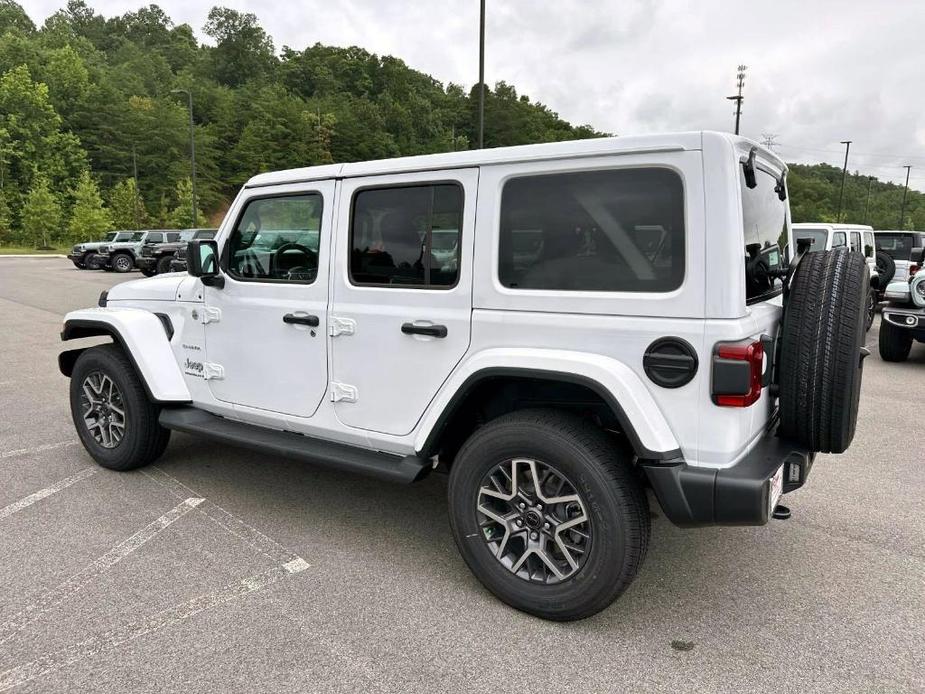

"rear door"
[330, 169, 477, 436]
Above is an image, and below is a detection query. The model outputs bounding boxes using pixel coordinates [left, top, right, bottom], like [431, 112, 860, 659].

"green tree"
[0, 188, 12, 244]
[108, 177, 146, 229]
[21, 176, 62, 248]
[0, 0, 34, 34]
[69, 170, 110, 241]
[203, 6, 276, 87]
[168, 177, 206, 228]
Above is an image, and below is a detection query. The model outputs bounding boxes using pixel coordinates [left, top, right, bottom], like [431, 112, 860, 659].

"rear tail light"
[711, 339, 765, 407]
[910, 264, 919, 278]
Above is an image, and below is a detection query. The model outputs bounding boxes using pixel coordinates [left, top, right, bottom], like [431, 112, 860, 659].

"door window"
[146, 232, 164, 244]
[863, 232, 875, 258]
[498, 168, 684, 292]
[832, 232, 847, 248]
[350, 184, 462, 288]
[225, 194, 323, 283]
[849, 232, 862, 253]
[741, 167, 786, 304]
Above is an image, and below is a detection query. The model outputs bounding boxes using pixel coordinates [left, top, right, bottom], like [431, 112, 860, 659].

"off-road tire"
[876, 251, 895, 286]
[140, 268, 157, 277]
[865, 289, 876, 332]
[448, 409, 649, 621]
[778, 249, 867, 454]
[111, 252, 134, 273]
[878, 318, 913, 362]
[156, 255, 174, 274]
[69, 344, 170, 471]
[85, 252, 102, 270]
[71, 260, 85, 269]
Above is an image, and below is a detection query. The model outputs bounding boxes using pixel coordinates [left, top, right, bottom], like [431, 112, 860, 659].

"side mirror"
[188, 239, 224, 288]
[864, 244, 874, 259]
[912, 247, 925, 264]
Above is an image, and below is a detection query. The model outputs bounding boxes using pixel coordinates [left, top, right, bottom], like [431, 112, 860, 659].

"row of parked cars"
[791, 224, 925, 362]
[68, 228, 217, 276]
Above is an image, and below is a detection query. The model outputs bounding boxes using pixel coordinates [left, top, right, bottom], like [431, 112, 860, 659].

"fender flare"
[414, 349, 682, 461]
[60, 308, 191, 403]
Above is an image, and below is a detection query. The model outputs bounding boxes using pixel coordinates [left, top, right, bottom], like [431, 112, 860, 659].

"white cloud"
[21, 0, 925, 186]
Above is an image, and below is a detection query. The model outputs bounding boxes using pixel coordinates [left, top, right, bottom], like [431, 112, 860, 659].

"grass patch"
[0, 246, 68, 255]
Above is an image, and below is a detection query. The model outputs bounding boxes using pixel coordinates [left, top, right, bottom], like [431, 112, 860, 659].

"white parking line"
[0, 467, 98, 521]
[0, 560, 309, 692]
[0, 441, 78, 460]
[0, 497, 204, 646]
[143, 466, 306, 567]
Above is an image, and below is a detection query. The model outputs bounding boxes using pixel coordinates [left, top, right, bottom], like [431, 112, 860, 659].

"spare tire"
[876, 251, 895, 285]
[778, 249, 868, 454]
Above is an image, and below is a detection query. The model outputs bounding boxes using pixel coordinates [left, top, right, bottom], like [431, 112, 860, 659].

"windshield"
[114, 232, 133, 241]
[876, 233, 917, 260]
[793, 228, 828, 252]
[103, 232, 117, 242]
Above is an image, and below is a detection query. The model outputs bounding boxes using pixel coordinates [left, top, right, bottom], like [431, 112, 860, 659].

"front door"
[330, 169, 478, 436]
[203, 183, 333, 418]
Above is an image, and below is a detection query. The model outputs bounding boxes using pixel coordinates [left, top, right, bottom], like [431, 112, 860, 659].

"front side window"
[350, 184, 462, 288]
[499, 168, 685, 292]
[130, 232, 145, 242]
[146, 232, 164, 244]
[741, 167, 786, 304]
[115, 232, 133, 241]
[166, 232, 181, 243]
[225, 194, 323, 283]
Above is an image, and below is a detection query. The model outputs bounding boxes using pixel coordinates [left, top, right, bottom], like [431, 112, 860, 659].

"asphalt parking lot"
[1, 256, 923, 693]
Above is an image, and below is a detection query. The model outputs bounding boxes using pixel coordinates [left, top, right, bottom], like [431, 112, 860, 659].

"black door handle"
[283, 313, 320, 327]
[401, 323, 448, 338]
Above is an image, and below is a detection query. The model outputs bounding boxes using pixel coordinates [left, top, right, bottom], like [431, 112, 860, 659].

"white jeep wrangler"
[60, 133, 869, 621]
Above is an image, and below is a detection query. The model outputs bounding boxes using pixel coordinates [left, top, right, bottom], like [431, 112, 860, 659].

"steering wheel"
[275, 242, 315, 278]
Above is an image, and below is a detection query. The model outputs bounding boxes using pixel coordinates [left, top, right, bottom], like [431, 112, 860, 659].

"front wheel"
[448, 409, 649, 621]
[69, 344, 170, 470]
[879, 319, 913, 362]
[111, 253, 134, 273]
[156, 255, 175, 274]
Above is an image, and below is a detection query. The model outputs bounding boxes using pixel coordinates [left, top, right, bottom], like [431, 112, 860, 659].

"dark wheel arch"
[417, 367, 682, 463]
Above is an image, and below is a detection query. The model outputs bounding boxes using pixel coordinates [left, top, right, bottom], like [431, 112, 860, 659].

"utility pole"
[131, 144, 140, 230]
[726, 65, 747, 135]
[478, 0, 486, 148]
[899, 165, 912, 229]
[863, 176, 874, 225]
[761, 133, 778, 150]
[170, 88, 197, 227]
[836, 140, 851, 222]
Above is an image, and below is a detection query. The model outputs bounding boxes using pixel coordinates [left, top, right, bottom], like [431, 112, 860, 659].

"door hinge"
[328, 316, 356, 337]
[199, 307, 222, 324]
[330, 382, 358, 403]
[203, 362, 225, 380]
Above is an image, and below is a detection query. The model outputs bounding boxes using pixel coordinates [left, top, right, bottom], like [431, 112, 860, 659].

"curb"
[0, 254, 67, 258]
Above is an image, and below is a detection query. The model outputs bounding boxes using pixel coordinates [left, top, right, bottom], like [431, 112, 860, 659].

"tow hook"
[772, 504, 791, 520]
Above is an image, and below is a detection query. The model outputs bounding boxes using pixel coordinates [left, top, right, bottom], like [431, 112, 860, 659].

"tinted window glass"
[741, 167, 786, 304]
[350, 184, 462, 287]
[793, 228, 827, 251]
[226, 194, 323, 283]
[166, 232, 181, 243]
[863, 232, 875, 258]
[499, 168, 684, 292]
[876, 233, 916, 260]
[146, 232, 164, 244]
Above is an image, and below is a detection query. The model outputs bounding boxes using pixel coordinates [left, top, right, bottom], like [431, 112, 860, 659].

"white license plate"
[769, 464, 784, 514]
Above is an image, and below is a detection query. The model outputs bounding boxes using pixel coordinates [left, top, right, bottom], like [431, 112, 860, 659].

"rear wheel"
[778, 249, 868, 454]
[448, 409, 649, 621]
[878, 319, 913, 362]
[111, 252, 134, 273]
[156, 255, 174, 274]
[865, 289, 876, 332]
[69, 344, 170, 471]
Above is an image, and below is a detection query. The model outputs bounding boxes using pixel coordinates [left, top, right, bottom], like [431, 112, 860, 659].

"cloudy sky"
[23, 0, 925, 187]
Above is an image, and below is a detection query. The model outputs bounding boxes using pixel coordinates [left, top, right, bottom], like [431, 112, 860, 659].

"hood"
[107, 273, 187, 302]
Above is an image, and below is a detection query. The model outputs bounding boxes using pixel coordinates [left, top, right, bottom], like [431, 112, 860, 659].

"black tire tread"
[878, 318, 913, 362]
[449, 408, 649, 621]
[779, 249, 867, 453]
[70, 344, 170, 470]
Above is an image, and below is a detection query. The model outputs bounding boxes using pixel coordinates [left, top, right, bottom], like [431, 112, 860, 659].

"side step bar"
[158, 406, 431, 484]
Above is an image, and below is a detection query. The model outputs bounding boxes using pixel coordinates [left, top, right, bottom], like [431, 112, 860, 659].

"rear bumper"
[641, 428, 815, 527]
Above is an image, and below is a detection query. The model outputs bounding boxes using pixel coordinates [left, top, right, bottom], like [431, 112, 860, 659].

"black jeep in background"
[136, 228, 217, 276]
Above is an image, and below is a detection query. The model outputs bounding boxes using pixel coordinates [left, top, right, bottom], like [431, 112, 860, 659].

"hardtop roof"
[245, 131, 783, 189]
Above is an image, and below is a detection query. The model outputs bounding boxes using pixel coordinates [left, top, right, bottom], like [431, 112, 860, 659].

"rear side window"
[741, 168, 786, 304]
[498, 168, 685, 292]
[793, 227, 827, 252]
[225, 194, 323, 283]
[832, 232, 846, 248]
[350, 184, 462, 288]
[863, 232, 875, 258]
[849, 231, 862, 253]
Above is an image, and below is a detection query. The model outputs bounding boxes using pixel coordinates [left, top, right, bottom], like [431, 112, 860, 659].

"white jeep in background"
[879, 247, 925, 362]
[59, 133, 869, 621]
[791, 222, 879, 330]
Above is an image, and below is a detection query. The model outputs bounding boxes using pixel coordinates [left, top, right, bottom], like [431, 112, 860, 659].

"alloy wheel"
[80, 371, 126, 448]
[476, 458, 591, 584]
[114, 255, 132, 272]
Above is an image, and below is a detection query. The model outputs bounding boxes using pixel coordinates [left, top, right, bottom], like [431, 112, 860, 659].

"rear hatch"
[877, 232, 925, 282]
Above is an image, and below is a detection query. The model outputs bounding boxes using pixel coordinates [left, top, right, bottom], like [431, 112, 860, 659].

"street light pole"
[725, 65, 747, 135]
[899, 165, 912, 229]
[836, 140, 851, 222]
[478, 0, 485, 149]
[171, 88, 196, 227]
